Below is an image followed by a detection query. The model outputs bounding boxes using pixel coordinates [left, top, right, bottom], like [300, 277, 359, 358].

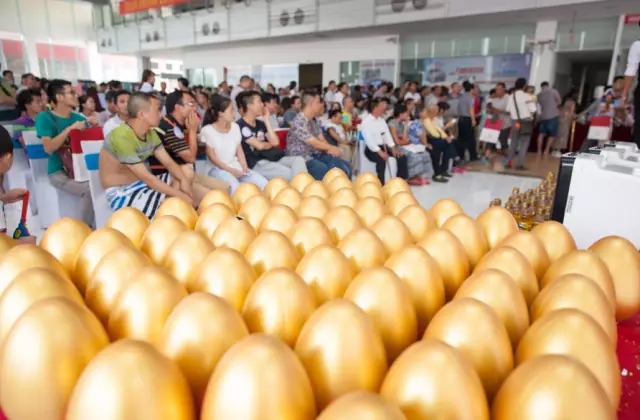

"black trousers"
[428, 137, 454, 176]
[634, 86, 640, 148]
[457, 116, 478, 161]
[364, 145, 408, 185]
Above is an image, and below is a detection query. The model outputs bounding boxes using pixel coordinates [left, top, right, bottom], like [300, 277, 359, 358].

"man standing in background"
[536, 81, 561, 156]
[621, 23, 640, 148]
[231, 75, 252, 119]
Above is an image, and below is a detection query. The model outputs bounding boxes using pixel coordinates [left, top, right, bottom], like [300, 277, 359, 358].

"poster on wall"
[360, 59, 396, 87]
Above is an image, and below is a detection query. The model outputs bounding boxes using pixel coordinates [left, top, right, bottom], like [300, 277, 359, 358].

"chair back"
[82, 140, 112, 228]
[70, 127, 104, 182]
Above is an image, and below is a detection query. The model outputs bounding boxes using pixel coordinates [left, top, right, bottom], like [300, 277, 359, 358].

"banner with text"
[119, 0, 191, 15]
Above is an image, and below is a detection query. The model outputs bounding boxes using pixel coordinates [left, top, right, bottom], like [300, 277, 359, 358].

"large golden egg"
[291, 172, 316, 193]
[297, 196, 330, 219]
[202, 334, 316, 420]
[232, 182, 263, 208]
[530, 273, 616, 345]
[382, 178, 410, 201]
[516, 309, 620, 408]
[417, 228, 470, 300]
[385, 246, 445, 335]
[354, 172, 382, 188]
[107, 266, 186, 344]
[238, 195, 271, 230]
[380, 340, 489, 420]
[328, 188, 358, 209]
[344, 267, 417, 362]
[159, 293, 249, 408]
[211, 216, 257, 253]
[246, 231, 299, 276]
[324, 206, 362, 243]
[259, 204, 299, 236]
[273, 187, 303, 212]
[371, 215, 413, 256]
[397, 204, 435, 242]
[317, 391, 406, 420]
[338, 228, 387, 272]
[0, 244, 70, 297]
[195, 203, 235, 239]
[499, 231, 550, 280]
[589, 235, 640, 320]
[0, 267, 83, 344]
[189, 247, 257, 310]
[354, 196, 386, 228]
[474, 246, 539, 306]
[327, 175, 353, 193]
[442, 213, 489, 268]
[289, 217, 333, 256]
[243, 268, 317, 346]
[531, 220, 577, 263]
[541, 250, 616, 309]
[264, 177, 290, 201]
[386, 191, 417, 216]
[323, 168, 348, 186]
[302, 181, 330, 200]
[198, 189, 235, 214]
[428, 198, 464, 228]
[141, 215, 189, 264]
[85, 246, 151, 324]
[155, 197, 198, 229]
[355, 182, 383, 201]
[0, 298, 108, 420]
[39, 217, 92, 275]
[424, 298, 513, 398]
[65, 339, 194, 420]
[476, 206, 519, 249]
[296, 244, 356, 304]
[294, 299, 387, 410]
[454, 269, 529, 347]
[162, 230, 215, 287]
[492, 355, 615, 420]
[105, 207, 150, 248]
[0, 234, 15, 254]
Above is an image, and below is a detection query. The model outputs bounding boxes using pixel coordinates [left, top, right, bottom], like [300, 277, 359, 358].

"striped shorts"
[104, 173, 171, 220]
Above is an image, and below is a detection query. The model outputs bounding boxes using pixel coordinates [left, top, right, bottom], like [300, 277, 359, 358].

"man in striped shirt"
[12, 88, 44, 151]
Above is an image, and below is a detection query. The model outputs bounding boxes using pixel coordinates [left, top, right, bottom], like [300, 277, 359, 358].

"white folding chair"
[1, 124, 38, 216]
[81, 140, 112, 228]
[357, 128, 397, 182]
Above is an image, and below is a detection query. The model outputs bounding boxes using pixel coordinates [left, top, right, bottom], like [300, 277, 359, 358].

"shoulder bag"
[513, 92, 534, 137]
[47, 111, 76, 179]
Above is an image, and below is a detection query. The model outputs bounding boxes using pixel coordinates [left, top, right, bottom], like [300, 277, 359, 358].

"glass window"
[0, 39, 27, 75]
[556, 18, 618, 51]
[340, 61, 360, 84]
[92, 5, 104, 29]
[166, 63, 173, 71]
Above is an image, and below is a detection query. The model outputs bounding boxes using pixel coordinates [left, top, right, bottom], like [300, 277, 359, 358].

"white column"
[608, 15, 626, 85]
[529, 20, 558, 90]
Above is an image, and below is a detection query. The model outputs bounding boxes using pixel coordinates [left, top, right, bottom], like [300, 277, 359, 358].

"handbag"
[47, 111, 75, 179]
[256, 146, 285, 162]
[513, 92, 534, 136]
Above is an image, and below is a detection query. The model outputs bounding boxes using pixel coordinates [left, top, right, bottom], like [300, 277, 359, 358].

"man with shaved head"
[99, 92, 194, 219]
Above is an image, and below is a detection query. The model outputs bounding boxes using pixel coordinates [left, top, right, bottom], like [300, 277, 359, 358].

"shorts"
[539, 117, 559, 137]
[104, 172, 171, 220]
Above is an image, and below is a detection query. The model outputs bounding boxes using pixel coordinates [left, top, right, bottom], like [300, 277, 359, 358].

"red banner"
[624, 14, 640, 25]
[119, 0, 191, 15]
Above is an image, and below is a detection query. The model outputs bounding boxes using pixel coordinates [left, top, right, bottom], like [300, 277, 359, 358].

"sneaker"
[443, 172, 453, 178]
[421, 178, 430, 185]
[433, 175, 449, 183]
[408, 177, 423, 186]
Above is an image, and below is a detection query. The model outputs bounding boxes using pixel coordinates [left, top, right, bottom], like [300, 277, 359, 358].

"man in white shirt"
[506, 78, 537, 170]
[403, 82, 422, 104]
[621, 25, 640, 147]
[103, 90, 130, 138]
[334, 82, 349, 109]
[360, 97, 408, 184]
[230, 75, 252, 120]
[324, 81, 337, 105]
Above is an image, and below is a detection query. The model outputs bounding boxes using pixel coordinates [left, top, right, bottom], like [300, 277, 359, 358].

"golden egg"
[107, 266, 187, 344]
[243, 268, 317, 346]
[289, 217, 333, 257]
[264, 177, 290, 201]
[0, 244, 71, 297]
[474, 246, 539, 306]
[0, 234, 15, 254]
[531, 220, 577, 263]
[238, 195, 271, 230]
[159, 293, 249, 408]
[0, 267, 83, 344]
[272, 187, 303, 212]
[327, 175, 353, 193]
[162, 230, 215, 287]
[338, 228, 387, 272]
[246, 231, 299, 276]
[328, 188, 358, 209]
[589, 235, 640, 320]
[442, 214, 489, 268]
[397, 204, 435, 242]
[423, 298, 513, 398]
[232, 182, 263, 209]
[65, 339, 194, 420]
[530, 273, 617, 345]
[428, 198, 464, 228]
[302, 181, 330, 200]
[297, 196, 330, 219]
[0, 298, 108, 420]
[385, 191, 417, 216]
[156, 197, 198, 229]
[344, 267, 417, 362]
[515, 309, 620, 408]
[85, 246, 151, 324]
[291, 172, 316, 193]
[317, 391, 406, 420]
[198, 189, 235, 214]
[323, 167, 348, 185]
[211, 217, 257, 253]
[294, 299, 387, 410]
[140, 215, 188, 265]
[541, 250, 616, 309]
[371, 215, 413, 256]
[380, 340, 489, 420]
[259, 204, 298, 236]
[39, 217, 92, 275]
[382, 178, 410, 201]
[355, 182, 383, 201]
[105, 207, 150, 248]
[417, 228, 470, 300]
[324, 206, 363, 243]
[499, 231, 550, 280]
[476, 206, 519, 249]
[202, 334, 317, 419]
[454, 269, 529, 347]
[195, 203, 235, 239]
[296, 244, 356, 304]
[492, 355, 615, 420]
[354, 196, 386, 228]
[354, 172, 382, 188]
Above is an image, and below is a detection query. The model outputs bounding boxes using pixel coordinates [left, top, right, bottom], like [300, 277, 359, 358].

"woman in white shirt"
[139, 69, 155, 93]
[201, 94, 268, 193]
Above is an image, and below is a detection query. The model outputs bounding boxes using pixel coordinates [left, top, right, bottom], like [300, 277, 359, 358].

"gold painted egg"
[397, 204, 435, 242]
[289, 217, 333, 256]
[259, 204, 299, 236]
[382, 178, 410, 201]
[302, 181, 330, 200]
[290, 172, 316, 193]
[317, 391, 406, 420]
[428, 198, 464, 228]
[232, 182, 263, 209]
[371, 214, 413, 256]
[499, 231, 550, 280]
[162, 230, 215, 287]
[531, 220, 577, 263]
[141, 215, 189, 265]
[324, 206, 362, 243]
[198, 189, 235, 214]
[238, 195, 271, 230]
[297, 195, 330, 219]
[296, 244, 356, 304]
[0, 244, 71, 297]
[273, 187, 303, 212]
[354, 196, 387, 228]
[442, 213, 489, 268]
[211, 217, 257, 253]
[355, 182, 383, 201]
[155, 197, 198, 229]
[245, 231, 299, 276]
[328, 188, 358, 209]
[0, 234, 15, 254]
[476, 206, 519, 249]
[386, 191, 417, 216]
[338, 228, 387, 272]
[327, 175, 353, 193]
[105, 207, 150, 248]
[354, 172, 382, 188]
[39, 217, 92, 275]
[194, 203, 235, 239]
[264, 177, 290, 201]
[323, 168, 348, 186]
